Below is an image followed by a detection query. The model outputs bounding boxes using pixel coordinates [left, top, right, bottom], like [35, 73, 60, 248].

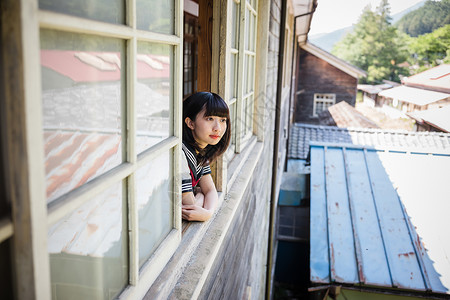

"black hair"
[183, 92, 231, 165]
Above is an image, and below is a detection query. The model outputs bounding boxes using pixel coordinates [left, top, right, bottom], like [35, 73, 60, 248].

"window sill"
[145, 138, 264, 299]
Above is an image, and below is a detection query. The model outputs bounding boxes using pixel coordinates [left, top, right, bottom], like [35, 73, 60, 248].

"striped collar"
[182, 142, 204, 181]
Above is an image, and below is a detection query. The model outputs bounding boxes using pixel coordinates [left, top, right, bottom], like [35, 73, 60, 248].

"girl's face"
[185, 107, 227, 149]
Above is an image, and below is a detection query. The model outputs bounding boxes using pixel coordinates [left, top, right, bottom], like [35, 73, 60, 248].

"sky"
[309, 0, 426, 35]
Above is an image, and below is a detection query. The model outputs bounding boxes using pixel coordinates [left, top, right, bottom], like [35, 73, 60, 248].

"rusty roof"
[318, 101, 379, 129]
[309, 143, 450, 296]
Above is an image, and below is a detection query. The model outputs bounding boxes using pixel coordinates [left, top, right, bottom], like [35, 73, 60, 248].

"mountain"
[309, 1, 426, 52]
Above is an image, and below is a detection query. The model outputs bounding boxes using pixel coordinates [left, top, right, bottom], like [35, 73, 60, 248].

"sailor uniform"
[181, 142, 212, 193]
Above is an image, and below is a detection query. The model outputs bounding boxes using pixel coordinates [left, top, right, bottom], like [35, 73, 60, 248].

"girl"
[181, 92, 231, 221]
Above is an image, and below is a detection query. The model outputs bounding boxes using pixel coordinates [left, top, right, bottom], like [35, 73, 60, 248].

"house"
[0, 0, 317, 299]
[279, 123, 450, 298]
[293, 42, 366, 124]
[357, 82, 397, 108]
[377, 65, 450, 116]
[378, 85, 450, 115]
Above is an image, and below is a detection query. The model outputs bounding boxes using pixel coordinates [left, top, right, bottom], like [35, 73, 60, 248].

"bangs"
[203, 94, 229, 118]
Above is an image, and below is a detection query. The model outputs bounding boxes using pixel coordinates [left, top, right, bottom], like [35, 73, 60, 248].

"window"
[183, 12, 198, 98]
[313, 94, 336, 117]
[229, 0, 258, 154]
[278, 206, 309, 241]
[39, 1, 182, 298]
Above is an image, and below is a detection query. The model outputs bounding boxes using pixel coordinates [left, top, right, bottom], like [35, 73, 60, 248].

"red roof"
[41, 50, 170, 83]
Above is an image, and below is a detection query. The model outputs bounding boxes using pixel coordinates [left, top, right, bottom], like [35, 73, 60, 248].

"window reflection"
[48, 182, 128, 299]
[136, 151, 172, 267]
[40, 29, 124, 202]
[136, 42, 172, 153]
[136, 0, 174, 34]
[39, 0, 125, 24]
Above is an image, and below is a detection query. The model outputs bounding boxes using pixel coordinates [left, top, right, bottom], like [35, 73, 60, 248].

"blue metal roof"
[309, 143, 450, 295]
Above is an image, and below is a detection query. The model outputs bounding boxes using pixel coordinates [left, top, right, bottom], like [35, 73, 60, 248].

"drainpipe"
[266, 2, 317, 299]
[266, 0, 287, 298]
[285, 6, 317, 171]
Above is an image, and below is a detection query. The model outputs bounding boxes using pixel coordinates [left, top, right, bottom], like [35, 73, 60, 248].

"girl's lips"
[209, 135, 220, 139]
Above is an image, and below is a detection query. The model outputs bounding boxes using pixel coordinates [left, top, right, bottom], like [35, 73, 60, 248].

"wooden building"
[377, 65, 450, 117]
[293, 42, 366, 124]
[0, 0, 317, 299]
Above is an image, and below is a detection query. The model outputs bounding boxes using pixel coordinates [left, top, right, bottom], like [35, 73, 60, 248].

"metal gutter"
[266, 0, 287, 298]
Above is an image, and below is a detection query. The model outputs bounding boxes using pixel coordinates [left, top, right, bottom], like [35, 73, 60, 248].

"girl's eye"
[207, 117, 214, 121]
[221, 118, 227, 122]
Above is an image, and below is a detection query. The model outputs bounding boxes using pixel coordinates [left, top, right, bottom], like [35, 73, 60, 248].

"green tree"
[396, 0, 450, 37]
[332, 0, 409, 83]
[407, 24, 450, 71]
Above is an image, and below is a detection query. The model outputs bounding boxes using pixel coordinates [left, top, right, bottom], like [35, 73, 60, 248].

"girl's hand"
[182, 204, 213, 222]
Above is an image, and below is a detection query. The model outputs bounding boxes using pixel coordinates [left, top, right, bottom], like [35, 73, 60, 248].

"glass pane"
[251, 13, 257, 52]
[243, 55, 248, 95]
[249, 55, 254, 93]
[40, 29, 124, 203]
[136, 0, 174, 34]
[249, 11, 254, 52]
[229, 54, 236, 100]
[245, 95, 254, 133]
[245, 8, 250, 51]
[48, 182, 127, 299]
[136, 42, 173, 153]
[137, 151, 173, 267]
[231, 1, 240, 49]
[39, 0, 125, 24]
[229, 102, 237, 146]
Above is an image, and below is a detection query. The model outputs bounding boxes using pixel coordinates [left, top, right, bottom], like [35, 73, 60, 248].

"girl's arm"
[182, 174, 218, 221]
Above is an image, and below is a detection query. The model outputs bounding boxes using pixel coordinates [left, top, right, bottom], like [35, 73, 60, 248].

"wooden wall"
[294, 50, 358, 124]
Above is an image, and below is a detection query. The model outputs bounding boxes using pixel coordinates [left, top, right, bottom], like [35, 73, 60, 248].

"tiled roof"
[289, 123, 450, 159]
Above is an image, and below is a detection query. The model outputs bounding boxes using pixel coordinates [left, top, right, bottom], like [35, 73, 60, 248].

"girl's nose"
[213, 120, 220, 131]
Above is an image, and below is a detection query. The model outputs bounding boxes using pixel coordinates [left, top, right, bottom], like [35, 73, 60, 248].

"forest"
[331, 0, 450, 84]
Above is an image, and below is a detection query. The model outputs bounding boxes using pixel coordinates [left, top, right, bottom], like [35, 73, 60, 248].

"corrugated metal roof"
[289, 123, 450, 159]
[378, 85, 450, 106]
[402, 64, 450, 94]
[408, 105, 450, 133]
[309, 143, 450, 296]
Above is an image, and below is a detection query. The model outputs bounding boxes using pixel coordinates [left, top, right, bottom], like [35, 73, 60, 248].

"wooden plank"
[344, 148, 391, 286]
[197, 0, 213, 92]
[2, 0, 51, 298]
[309, 146, 330, 283]
[364, 150, 426, 290]
[324, 147, 358, 283]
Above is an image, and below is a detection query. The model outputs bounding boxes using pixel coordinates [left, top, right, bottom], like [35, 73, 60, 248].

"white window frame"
[229, 0, 258, 154]
[313, 93, 336, 117]
[33, 1, 183, 299]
